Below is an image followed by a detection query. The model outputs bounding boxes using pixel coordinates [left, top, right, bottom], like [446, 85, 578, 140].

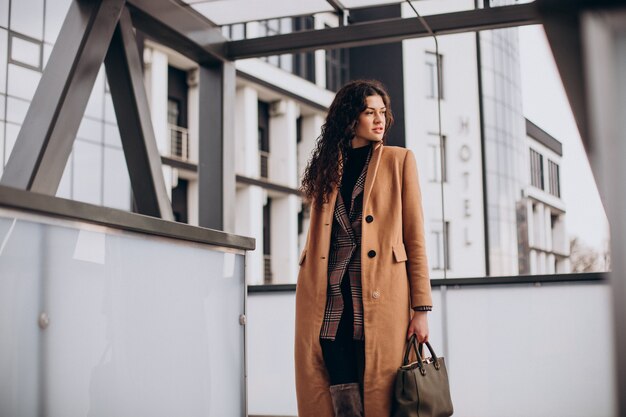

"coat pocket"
[392, 244, 408, 262]
[298, 249, 307, 265]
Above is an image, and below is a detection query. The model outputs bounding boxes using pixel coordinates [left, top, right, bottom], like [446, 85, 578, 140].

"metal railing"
[169, 124, 189, 161]
[263, 254, 272, 284]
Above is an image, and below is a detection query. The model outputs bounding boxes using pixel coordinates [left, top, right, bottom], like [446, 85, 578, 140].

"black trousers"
[320, 271, 365, 386]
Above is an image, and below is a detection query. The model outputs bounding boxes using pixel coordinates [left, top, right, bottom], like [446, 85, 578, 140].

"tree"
[569, 237, 604, 273]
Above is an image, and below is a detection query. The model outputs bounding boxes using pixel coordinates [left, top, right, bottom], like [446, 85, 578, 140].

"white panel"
[103, 91, 116, 124]
[44, 0, 72, 44]
[246, 281, 614, 417]
[10, 35, 41, 68]
[85, 67, 105, 119]
[103, 146, 131, 211]
[445, 283, 615, 417]
[9, 0, 43, 40]
[7, 63, 41, 101]
[4, 121, 19, 164]
[77, 116, 103, 143]
[0, 121, 4, 175]
[104, 122, 122, 148]
[5, 96, 30, 125]
[0, 29, 7, 94]
[0, 0, 8, 28]
[72, 139, 102, 205]
[247, 292, 297, 416]
[0, 93, 5, 121]
[189, 0, 332, 25]
[0, 211, 246, 417]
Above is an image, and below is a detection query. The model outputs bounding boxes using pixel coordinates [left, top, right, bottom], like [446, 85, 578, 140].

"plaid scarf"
[320, 148, 371, 341]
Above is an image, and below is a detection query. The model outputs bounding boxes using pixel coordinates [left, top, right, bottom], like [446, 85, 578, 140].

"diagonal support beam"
[104, 7, 174, 221]
[127, 0, 227, 64]
[226, 3, 540, 59]
[0, 0, 125, 193]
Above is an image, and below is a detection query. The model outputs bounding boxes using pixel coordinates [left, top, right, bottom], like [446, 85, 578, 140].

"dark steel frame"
[226, 3, 540, 59]
[536, 1, 626, 414]
[248, 272, 607, 293]
[0, 184, 254, 250]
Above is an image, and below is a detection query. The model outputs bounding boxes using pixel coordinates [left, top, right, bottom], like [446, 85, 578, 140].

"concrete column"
[546, 253, 556, 274]
[545, 205, 553, 252]
[187, 69, 199, 226]
[187, 69, 199, 163]
[271, 194, 300, 284]
[298, 114, 324, 185]
[269, 99, 299, 187]
[526, 199, 534, 248]
[144, 46, 172, 198]
[529, 249, 537, 275]
[235, 86, 259, 178]
[268, 99, 300, 283]
[236, 186, 265, 285]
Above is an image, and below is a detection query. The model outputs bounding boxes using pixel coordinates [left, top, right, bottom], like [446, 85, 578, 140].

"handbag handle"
[402, 334, 442, 374]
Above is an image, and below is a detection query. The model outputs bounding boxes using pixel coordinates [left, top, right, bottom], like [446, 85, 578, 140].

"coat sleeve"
[402, 149, 433, 309]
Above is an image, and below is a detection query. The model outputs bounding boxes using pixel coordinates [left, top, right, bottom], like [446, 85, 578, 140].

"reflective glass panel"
[10, 35, 41, 68]
[0, 209, 246, 417]
[9, 0, 43, 40]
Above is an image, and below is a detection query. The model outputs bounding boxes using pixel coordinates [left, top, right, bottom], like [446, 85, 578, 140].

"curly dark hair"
[301, 79, 394, 208]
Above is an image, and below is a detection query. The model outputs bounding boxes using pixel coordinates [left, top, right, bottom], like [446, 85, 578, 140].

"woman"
[295, 79, 433, 417]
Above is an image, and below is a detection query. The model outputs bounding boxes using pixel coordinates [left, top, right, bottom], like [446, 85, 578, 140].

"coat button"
[365, 215, 374, 223]
[368, 250, 376, 258]
[372, 290, 380, 299]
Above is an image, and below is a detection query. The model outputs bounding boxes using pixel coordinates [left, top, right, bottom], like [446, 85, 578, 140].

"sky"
[517, 25, 610, 252]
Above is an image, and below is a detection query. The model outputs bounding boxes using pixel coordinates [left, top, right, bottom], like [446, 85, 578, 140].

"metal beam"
[536, 2, 626, 415]
[127, 0, 227, 64]
[326, 0, 346, 14]
[198, 61, 236, 232]
[0, 0, 124, 193]
[104, 6, 174, 221]
[226, 3, 540, 59]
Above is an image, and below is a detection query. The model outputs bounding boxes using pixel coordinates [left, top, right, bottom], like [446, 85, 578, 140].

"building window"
[325, 24, 349, 92]
[167, 99, 180, 125]
[172, 178, 188, 223]
[257, 18, 294, 71]
[258, 101, 270, 179]
[223, 17, 319, 83]
[167, 66, 190, 162]
[427, 134, 447, 183]
[548, 159, 560, 198]
[9, 32, 43, 71]
[263, 198, 272, 284]
[296, 116, 302, 143]
[293, 16, 316, 83]
[222, 23, 246, 40]
[425, 51, 443, 99]
[530, 148, 544, 190]
[432, 221, 450, 270]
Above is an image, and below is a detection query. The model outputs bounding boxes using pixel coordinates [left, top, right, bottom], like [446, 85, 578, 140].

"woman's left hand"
[407, 311, 429, 343]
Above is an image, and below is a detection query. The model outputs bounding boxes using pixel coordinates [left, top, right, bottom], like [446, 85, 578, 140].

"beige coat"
[295, 141, 433, 417]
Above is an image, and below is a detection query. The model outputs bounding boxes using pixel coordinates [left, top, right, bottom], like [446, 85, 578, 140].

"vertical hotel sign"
[459, 117, 472, 247]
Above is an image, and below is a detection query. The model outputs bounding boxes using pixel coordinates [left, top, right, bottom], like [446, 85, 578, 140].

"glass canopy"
[182, 0, 534, 26]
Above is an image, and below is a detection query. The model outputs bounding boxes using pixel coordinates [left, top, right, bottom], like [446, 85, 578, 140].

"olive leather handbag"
[391, 335, 454, 417]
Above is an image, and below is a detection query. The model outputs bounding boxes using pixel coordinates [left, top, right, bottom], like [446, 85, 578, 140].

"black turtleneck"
[340, 144, 371, 214]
